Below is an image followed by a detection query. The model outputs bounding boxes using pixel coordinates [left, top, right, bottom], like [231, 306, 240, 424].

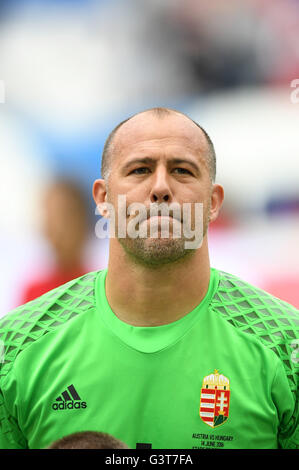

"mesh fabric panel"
[0, 272, 98, 380]
[0, 271, 98, 447]
[211, 270, 299, 397]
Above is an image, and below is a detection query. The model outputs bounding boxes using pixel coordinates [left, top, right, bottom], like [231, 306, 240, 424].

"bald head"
[101, 108, 216, 183]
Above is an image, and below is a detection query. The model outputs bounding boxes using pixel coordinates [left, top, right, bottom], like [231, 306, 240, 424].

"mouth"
[147, 215, 172, 220]
[143, 215, 182, 225]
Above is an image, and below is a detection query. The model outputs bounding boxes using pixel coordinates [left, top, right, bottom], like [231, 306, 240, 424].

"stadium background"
[0, 0, 298, 316]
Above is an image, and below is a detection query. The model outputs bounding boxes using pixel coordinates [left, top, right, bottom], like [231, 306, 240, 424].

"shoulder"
[211, 268, 299, 320]
[0, 270, 101, 380]
[210, 268, 299, 393]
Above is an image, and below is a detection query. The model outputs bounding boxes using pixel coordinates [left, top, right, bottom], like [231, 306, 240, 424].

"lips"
[127, 205, 183, 224]
[145, 214, 181, 223]
[148, 215, 172, 220]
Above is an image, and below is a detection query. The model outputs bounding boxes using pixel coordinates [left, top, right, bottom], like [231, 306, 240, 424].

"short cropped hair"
[45, 179, 88, 214]
[101, 107, 216, 182]
[47, 431, 129, 449]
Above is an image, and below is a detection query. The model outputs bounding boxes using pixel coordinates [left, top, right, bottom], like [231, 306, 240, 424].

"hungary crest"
[199, 369, 230, 428]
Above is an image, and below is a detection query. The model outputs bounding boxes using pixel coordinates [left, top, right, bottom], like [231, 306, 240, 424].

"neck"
[105, 238, 211, 326]
[55, 254, 84, 274]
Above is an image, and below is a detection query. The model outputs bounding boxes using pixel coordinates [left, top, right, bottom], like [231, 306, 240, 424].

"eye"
[173, 168, 193, 175]
[130, 167, 151, 175]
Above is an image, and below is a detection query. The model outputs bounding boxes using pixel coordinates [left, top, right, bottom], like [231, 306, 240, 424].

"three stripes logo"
[52, 384, 87, 410]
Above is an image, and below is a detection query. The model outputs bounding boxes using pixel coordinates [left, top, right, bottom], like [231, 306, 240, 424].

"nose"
[149, 166, 172, 203]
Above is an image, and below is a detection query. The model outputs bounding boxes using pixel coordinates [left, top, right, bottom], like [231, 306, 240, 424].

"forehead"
[112, 112, 210, 164]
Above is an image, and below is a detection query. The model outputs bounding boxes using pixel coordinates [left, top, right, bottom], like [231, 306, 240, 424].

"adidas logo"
[52, 384, 87, 410]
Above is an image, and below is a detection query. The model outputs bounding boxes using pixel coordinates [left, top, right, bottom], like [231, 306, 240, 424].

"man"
[20, 179, 90, 304]
[0, 108, 298, 449]
[47, 431, 129, 449]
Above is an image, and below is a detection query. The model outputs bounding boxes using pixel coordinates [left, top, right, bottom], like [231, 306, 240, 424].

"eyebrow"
[171, 158, 200, 173]
[122, 157, 155, 172]
[121, 157, 201, 173]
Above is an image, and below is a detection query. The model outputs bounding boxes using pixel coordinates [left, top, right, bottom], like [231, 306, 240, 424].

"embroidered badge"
[199, 369, 230, 428]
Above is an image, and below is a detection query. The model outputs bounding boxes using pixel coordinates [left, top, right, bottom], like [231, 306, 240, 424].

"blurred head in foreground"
[47, 431, 129, 449]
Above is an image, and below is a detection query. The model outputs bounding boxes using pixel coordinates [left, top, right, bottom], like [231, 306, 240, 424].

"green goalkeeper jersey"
[0, 268, 298, 449]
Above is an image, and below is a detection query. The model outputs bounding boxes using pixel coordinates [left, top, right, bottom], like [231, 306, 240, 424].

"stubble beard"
[106, 182, 211, 268]
[117, 203, 211, 269]
[119, 234, 191, 267]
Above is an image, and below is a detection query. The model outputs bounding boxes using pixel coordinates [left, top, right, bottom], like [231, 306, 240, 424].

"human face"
[43, 185, 88, 265]
[100, 112, 219, 266]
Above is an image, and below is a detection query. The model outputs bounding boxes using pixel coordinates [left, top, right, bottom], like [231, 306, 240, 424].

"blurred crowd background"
[0, 0, 299, 315]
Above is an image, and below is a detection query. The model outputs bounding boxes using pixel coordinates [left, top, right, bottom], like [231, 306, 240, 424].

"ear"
[92, 179, 109, 218]
[209, 184, 224, 224]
